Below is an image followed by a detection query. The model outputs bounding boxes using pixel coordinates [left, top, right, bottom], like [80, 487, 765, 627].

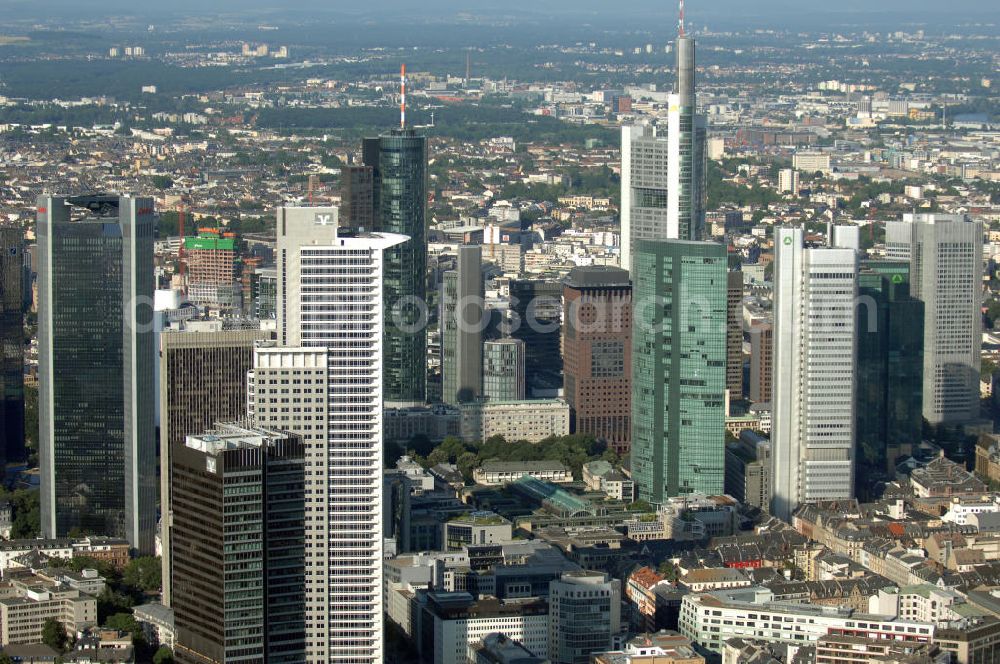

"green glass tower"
[364, 129, 427, 404]
[856, 260, 924, 495]
[632, 239, 727, 502]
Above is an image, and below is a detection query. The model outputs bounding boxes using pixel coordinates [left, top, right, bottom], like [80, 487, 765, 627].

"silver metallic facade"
[440, 245, 484, 405]
[886, 213, 983, 425]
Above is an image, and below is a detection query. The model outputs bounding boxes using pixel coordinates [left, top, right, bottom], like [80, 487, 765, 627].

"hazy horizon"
[5, 0, 1000, 24]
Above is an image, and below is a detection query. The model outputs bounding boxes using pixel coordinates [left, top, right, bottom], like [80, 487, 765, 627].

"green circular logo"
[891, 274, 903, 284]
[783, 236, 792, 245]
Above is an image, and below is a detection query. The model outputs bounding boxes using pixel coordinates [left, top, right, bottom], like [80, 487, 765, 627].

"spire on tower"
[679, 0, 685, 37]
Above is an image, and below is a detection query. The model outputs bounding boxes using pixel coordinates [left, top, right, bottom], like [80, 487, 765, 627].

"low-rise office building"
[443, 513, 515, 551]
[0, 574, 98, 646]
[461, 400, 571, 443]
[419, 592, 550, 664]
[474, 461, 573, 486]
[474, 633, 550, 664]
[679, 587, 934, 654]
[592, 632, 704, 664]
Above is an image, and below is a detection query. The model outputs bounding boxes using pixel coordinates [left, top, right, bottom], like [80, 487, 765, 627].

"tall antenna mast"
[679, 0, 685, 37]
[400, 63, 406, 129]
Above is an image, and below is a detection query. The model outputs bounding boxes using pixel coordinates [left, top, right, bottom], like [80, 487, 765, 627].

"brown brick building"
[563, 266, 632, 454]
[726, 271, 744, 403]
[749, 321, 772, 404]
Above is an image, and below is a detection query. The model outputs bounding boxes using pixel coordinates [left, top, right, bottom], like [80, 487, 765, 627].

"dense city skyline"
[0, 0, 997, 662]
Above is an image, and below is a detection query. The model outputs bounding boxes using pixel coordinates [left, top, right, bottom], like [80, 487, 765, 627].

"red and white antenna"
[400, 63, 406, 129]
[678, 0, 685, 37]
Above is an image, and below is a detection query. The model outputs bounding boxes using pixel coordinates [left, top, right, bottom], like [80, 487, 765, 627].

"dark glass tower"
[856, 260, 924, 495]
[37, 195, 156, 553]
[0, 225, 25, 471]
[339, 165, 375, 233]
[364, 129, 428, 404]
[158, 326, 272, 606]
[507, 279, 563, 394]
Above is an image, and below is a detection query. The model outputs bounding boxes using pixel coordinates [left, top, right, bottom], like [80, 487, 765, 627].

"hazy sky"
[10, 0, 1000, 21]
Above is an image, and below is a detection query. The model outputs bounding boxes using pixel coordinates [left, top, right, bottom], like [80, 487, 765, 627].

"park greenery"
[0, 487, 40, 539]
[255, 99, 615, 147]
[500, 165, 619, 205]
[156, 211, 273, 238]
[401, 433, 618, 483]
[706, 160, 782, 210]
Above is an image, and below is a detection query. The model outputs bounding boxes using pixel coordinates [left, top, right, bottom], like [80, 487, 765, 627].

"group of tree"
[41, 617, 70, 653]
[256, 98, 615, 147]
[0, 487, 40, 539]
[499, 165, 620, 206]
[707, 161, 782, 210]
[402, 433, 618, 483]
[156, 211, 273, 239]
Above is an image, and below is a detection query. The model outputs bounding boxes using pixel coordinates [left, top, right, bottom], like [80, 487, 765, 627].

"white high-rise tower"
[620, 10, 706, 271]
[251, 206, 406, 663]
[771, 227, 858, 522]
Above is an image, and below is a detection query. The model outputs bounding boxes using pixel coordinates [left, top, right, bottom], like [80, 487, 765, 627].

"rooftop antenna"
[679, 0, 685, 37]
[400, 63, 406, 129]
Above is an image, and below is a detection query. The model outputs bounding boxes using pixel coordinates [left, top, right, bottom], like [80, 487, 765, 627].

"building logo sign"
[315, 213, 333, 226]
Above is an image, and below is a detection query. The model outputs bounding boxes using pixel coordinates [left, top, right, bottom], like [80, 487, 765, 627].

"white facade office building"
[771, 227, 858, 522]
[679, 588, 933, 655]
[885, 213, 983, 425]
[253, 205, 407, 664]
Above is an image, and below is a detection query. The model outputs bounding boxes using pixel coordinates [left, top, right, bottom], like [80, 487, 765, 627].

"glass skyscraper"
[856, 261, 924, 493]
[0, 225, 25, 470]
[364, 129, 428, 405]
[482, 338, 526, 402]
[632, 239, 727, 502]
[37, 195, 156, 553]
